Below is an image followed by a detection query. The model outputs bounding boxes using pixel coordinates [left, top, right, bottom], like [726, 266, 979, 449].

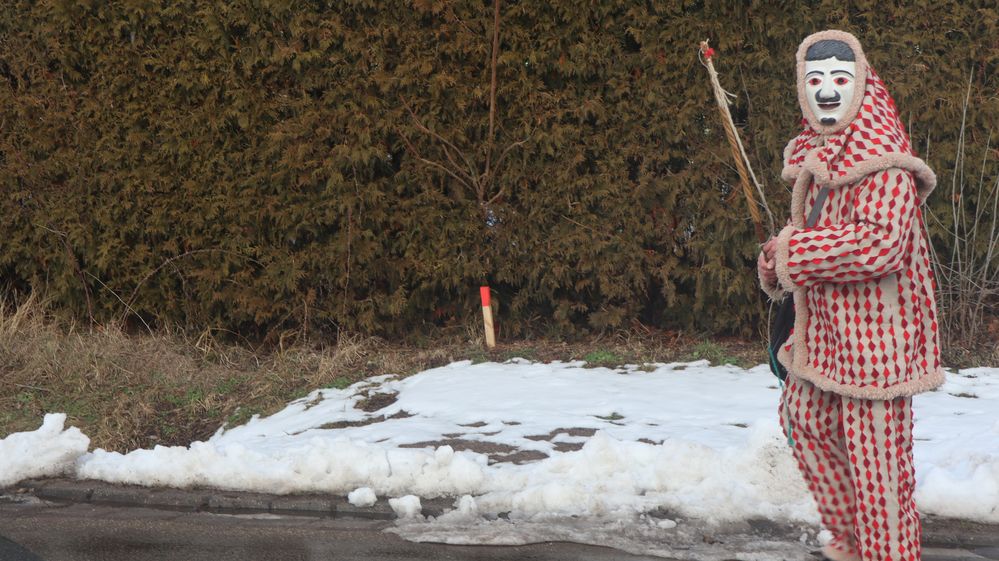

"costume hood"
[781, 30, 936, 201]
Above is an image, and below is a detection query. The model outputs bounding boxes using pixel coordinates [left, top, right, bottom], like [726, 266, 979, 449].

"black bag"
[767, 295, 796, 382]
[767, 186, 829, 382]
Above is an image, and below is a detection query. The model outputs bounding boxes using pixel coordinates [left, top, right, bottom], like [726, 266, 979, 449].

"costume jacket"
[759, 30, 944, 400]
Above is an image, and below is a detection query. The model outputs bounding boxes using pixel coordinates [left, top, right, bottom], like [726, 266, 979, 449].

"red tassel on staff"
[480, 286, 496, 348]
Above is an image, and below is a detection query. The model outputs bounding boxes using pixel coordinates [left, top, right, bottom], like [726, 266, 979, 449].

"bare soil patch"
[398, 439, 549, 464]
[317, 410, 413, 430]
[356, 392, 398, 412]
[524, 427, 598, 441]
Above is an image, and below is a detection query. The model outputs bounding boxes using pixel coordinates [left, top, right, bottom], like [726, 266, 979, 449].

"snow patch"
[0, 414, 89, 487]
[348, 487, 377, 507]
[389, 495, 422, 518]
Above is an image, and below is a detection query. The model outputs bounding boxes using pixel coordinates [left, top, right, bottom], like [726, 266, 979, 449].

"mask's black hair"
[805, 40, 855, 62]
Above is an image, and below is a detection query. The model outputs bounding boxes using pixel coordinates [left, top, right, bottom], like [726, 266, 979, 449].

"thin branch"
[400, 97, 479, 184]
[85, 271, 153, 335]
[484, 135, 531, 205]
[417, 155, 474, 191]
[976, 173, 999, 297]
[438, 142, 477, 186]
[38, 223, 94, 324]
[491, 134, 531, 173]
[560, 214, 615, 240]
[969, 130, 992, 254]
[441, 0, 474, 35]
[484, 0, 501, 180]
[397, 129, 474, 191]
[485, 188, 505, 207]
[123, 249, 263, 320]
[950, 71, 973, 283]
[399, 125, 474, 186]
[342, 168, 357, 324]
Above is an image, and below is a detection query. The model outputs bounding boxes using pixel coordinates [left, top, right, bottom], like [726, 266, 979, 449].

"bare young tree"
[398, 0, 530, 210]
[925, 71, 999, 360]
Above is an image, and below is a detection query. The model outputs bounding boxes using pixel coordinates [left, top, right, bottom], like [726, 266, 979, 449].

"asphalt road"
[2, 499, 997, 561]
[0, 501, 670, 561]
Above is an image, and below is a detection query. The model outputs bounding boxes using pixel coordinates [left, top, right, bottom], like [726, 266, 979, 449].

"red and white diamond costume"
[758, 30, 943, 561]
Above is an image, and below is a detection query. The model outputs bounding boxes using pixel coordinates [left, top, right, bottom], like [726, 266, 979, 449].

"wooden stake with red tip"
[480, 286, 496, 348]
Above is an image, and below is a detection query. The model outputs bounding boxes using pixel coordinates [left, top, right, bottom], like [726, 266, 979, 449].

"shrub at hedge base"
[1, 1, 996, 340]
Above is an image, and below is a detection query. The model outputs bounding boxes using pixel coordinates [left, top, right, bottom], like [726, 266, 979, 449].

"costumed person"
[757, 30, 943, 561]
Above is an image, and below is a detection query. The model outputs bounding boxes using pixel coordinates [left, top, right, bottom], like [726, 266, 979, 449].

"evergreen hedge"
[1, 1, 997, 339]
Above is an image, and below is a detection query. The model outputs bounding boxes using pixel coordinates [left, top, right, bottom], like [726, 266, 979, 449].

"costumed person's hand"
[759, 237, 778, 286]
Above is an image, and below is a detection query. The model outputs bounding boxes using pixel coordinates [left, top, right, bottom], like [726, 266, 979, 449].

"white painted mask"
[803, 57, 857, 126]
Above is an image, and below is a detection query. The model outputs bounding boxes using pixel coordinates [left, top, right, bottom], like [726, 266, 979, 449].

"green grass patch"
[582, 349, 625, 367]
[467, 348, 490, 364]
[684, 341, 747, 367]
[225, 406, 260, 427]
[326, 377, 354, 390]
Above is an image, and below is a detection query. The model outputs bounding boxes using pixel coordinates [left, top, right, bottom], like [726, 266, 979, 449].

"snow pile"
[4, 360, 999, 530]
[389, 495, 422, 518]
[0, 414, 89, 487]
[76, 438, 489, 498]
[348, 487, 377, 507]
[912, 367, 999, 521]
[72, 360, 817, 524]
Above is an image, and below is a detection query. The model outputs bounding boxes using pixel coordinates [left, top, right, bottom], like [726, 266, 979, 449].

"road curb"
[6, 478, 999, 549]
[922, 515, 999, 549]
[10, 478, 450, 521]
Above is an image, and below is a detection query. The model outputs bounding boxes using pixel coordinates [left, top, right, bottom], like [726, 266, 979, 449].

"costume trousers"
[779, 375, 921, 561]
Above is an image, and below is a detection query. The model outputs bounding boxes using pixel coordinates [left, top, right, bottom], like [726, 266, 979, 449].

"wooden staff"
[698, 40, 774, 243]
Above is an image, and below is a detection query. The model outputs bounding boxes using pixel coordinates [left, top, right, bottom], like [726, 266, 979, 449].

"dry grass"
[0, 296, 471, 451]
[7, 295, 990, 452]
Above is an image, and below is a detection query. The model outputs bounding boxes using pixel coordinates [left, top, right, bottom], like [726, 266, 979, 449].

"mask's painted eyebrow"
[830, 70, 855, 77]
[805, 70, 823, 78]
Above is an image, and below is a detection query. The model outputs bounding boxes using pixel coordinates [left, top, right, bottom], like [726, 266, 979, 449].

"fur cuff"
[758, 261, 786, 301]
[774, 225, 796, 291]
